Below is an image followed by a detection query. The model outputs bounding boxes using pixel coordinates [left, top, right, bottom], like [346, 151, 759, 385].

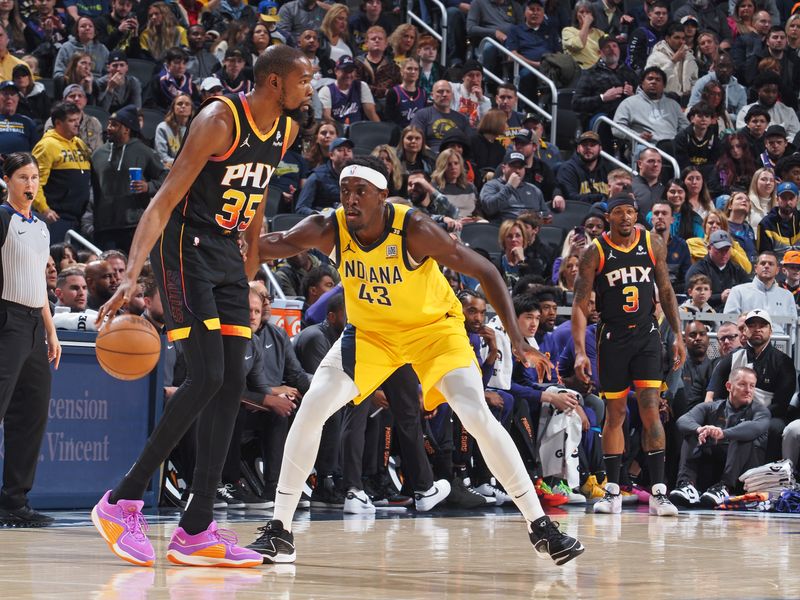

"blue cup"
[129, 167, 143, 192]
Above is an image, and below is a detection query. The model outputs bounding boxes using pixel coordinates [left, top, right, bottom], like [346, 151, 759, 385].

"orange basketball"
[95, 314, 162, 380]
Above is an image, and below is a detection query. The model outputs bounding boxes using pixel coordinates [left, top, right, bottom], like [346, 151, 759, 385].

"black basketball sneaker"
[247, 520, 296, 563]
[529, 516, 585, 566]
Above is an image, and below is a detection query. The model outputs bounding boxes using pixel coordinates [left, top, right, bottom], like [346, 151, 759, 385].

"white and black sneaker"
[474, 482, 512, 506]
[247, 519, 296, 563]
[529, 516, 585, 566]
[414, 479, 451, 512]
[700, 483, 729, 508]
[216, 483, 246, 509]
[669, 481, 701, 507]
[649, 483, 679, 516]
[343, 488, 376, 514]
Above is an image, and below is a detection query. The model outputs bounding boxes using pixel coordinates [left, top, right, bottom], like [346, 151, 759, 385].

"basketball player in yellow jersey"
[247, 156, 585, 566]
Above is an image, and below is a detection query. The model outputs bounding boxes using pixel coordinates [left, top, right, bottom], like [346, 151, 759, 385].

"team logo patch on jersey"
[636, 245, 647, 256]
[273, 129, 283, 147]
[386, 244, 398, 258]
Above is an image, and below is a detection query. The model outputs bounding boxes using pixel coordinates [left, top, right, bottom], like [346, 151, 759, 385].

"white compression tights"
[272, 365, 544, 531]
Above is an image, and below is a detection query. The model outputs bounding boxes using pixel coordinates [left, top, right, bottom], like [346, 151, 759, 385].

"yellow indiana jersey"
[333, 203, 464, 333]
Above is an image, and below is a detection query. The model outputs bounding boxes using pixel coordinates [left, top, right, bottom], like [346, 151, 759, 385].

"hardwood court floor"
[1, 505, 799, 600]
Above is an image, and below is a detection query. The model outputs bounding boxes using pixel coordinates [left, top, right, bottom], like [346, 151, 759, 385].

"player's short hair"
[687, 101, 715, 119]
[142, 276, 159, 299]
[301, 265, 336, 298]
[51, 101, 81, 124]
[164, 46, 188, 63]
[254, 45, 307, 85]
[665, 22, 684, 37]
[512, 274, 546, 296]
[607, 167, 632, 183]
[366, 25, 387, 38]
[757, 250, 779, 263]
[457, 288, 487, 303]
[497, 81, 517, 95]
[101, 249, 128, 263]
[343, 155, 389, 181]
[641, 66, 667, 85]
[417, 34, 439, 50]
[745, 105, 771, 123]
[686, 273, 712, 291]
[326, 292, 345, 314]
[513, 293, 540, 317]
[56, 266, 86, 288]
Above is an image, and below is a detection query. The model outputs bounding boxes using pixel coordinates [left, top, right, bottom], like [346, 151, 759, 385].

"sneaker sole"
[649, 506, 679, 516]
[260, 551, 297, 564]
[343, 503, 376, 515]
[91, 506, 154, 567]
[166, 550, 262, 568]
[592, 503, 622, 514]
[534, 540, 586, 565]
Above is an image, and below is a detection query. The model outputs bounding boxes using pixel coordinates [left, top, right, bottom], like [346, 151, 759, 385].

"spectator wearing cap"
[12, 63, 50, 130]
[685, 229, 751, 311]
[724, 250, 797, 336]
[467, 0, 523, 76]
[204, 0, 258, 37]
[88, 105, 167, 251]
[705, 309, 796, 462]
[277, 0, 331, 45]
[450, 59, 491, 129]
[215, 47, 253, 95]
[348, 0, 393, 55]
[744, 26, 800, 110]
[673, 0, 731, 42]
[319, 55, 378, 124]
[613, 66, 689, 153]
[779, 250, 800, 306]
[295, 137, 353, 216]
[479, 149, 550, 225]
[186, 23, 220, 82]
[32, 101, 91, 242]
[561, 1, 604, 69]
[504, 0, 562, 102]
[45, 84, 103, 153]
[556, 131, 610, 204]
[738, 104, 770, 158]
[198, 76, 223, 102]
[523, 114, 562, 172]
[572, 35, 637, 154]
[354, 26, 401, 109]
[95, 0, 141, 56]
[735, 72, 800, 142]
[98, 50, 143, 114]
[53, 16, 110, 78]
[760, 125, 793, 171]
[687, 53, 747, 119]
[0, 81, 37, 157]
[757, 181, 800, 259]
[644, 21, 699, 106]
[253, 1, 287, 50]
[153, 47, 197, 110]
[410, 80, 471, 153]
[625, 0, 669, 74]
[500, 128, 565, 210]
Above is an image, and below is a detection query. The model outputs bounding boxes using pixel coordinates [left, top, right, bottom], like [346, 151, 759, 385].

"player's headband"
[606, 194, 637, 212]
[339, 165, 388, 191]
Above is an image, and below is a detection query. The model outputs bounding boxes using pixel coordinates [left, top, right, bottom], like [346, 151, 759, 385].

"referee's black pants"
[0, 302, 51, 510]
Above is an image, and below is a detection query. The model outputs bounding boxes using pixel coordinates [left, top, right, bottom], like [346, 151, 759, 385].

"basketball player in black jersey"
[90, 45, 314, 568]
[571, 194, 686, 517]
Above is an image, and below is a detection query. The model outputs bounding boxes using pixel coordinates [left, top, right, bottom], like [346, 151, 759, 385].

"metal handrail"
[65, 229, 102, 255]
[477, 37, 558, 140]
[599, 150, 633, 174]
[407, 0, 447, 68]
[261, 263, 286, 300]
[592, 115, 680, 177]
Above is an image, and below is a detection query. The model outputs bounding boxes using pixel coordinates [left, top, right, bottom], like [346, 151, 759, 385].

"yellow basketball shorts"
[318, 316, 480, 411]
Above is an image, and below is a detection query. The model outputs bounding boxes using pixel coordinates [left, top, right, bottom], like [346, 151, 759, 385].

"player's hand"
[574, 351, 592, 384]
[272, 385, 300, 400]
[708, 426, 725, 441]
[130, 179, 148, 193]
[543, 389, 580, 413]
[477, 324, 496, 349]
[575, 405, 590, 431]
[513, 340, 553, 382]
[551, 195, 565, 212]
[95, 278, 136, 327]
[672, 338, 686, 372]
[43, 209, 59, 223]
[485, 390, 504, 410]
[371, 389, 389, 410]
[46, 327, 61, 369]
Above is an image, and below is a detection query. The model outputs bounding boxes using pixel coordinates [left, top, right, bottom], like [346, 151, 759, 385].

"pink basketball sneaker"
[91, 490, 155, 567]
[166, 521, 264, 568]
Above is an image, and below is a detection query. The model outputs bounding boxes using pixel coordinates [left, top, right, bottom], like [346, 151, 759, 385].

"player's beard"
[280, 89, 308, 122]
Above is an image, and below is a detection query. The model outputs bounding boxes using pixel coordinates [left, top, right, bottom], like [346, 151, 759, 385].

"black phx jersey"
[178, 92, 291, 232]
[592, 229, 657, 328]
[155, 92, 292, 342]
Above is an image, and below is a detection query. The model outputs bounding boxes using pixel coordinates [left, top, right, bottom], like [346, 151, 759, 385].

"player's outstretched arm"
[258, 214, 337, 261]
[96, 102, 236, 326]
[405, 211, 553, 379]
[651, 233, 686, 371]
[571, 243, 599, 384]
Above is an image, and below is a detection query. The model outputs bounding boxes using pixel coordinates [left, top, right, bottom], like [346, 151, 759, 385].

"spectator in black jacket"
[186, 24, 220, 81]
[685, 229, 751, 310]
[730, 9, 770, 83]
[556, 131, 610, 203]
[94, 0, 141, 56]
[705, 309, 796, 462]
[744, 25, 800, 110]
[674, 101, 720, 180]
[572, 35, 638, 153]
[675, 320, 715, 418]
[12, 63, 50, 130]
[625, 0, 669, 74]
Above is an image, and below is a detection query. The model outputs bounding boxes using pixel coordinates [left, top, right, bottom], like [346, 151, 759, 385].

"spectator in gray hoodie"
[53, 16, 110, 77]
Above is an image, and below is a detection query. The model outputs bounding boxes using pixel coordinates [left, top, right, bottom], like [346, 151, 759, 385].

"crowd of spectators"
[28, 0, 800, 511]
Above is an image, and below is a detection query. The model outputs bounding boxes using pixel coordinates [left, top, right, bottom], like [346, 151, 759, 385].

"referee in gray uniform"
[0, 152, 61, 527]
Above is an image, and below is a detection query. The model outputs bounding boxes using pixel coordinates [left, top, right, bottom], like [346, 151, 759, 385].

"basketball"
[95, 314, 161, 381]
